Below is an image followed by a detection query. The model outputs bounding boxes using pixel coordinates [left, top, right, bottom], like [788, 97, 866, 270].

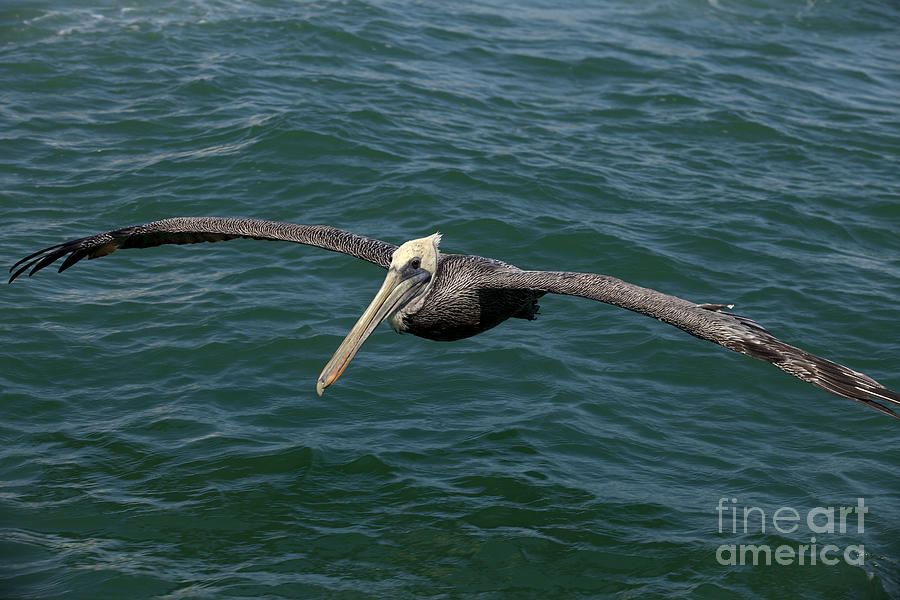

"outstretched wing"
[9, 217, 398, 283]
[487, 269, 900, 419]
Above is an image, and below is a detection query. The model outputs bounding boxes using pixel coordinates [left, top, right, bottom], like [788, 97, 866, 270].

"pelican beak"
[316, 266, 430, 395]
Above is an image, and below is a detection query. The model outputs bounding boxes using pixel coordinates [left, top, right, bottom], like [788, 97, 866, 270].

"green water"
[2, 1, 899, 598]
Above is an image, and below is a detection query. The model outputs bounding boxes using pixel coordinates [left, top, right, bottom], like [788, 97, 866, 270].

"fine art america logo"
[715, 497, 867, 566]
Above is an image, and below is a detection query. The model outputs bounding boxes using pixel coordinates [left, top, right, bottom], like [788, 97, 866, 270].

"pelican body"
[9, 217, 900, 419]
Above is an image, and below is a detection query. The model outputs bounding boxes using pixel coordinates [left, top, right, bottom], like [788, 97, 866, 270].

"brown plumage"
[9, 217, 900, 418]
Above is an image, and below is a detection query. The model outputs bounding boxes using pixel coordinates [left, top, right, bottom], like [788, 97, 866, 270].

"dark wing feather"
[9, 217, 398, 283]
[487, 269, 900, 419]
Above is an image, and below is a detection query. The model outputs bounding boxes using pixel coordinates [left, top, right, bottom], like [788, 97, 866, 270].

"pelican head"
[316, 233, 441, 395]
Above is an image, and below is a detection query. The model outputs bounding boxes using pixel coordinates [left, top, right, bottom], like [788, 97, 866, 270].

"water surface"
[2, 1, 899, 598]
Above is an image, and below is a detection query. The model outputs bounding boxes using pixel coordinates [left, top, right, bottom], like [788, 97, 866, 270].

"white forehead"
[391, 233, 442, 264]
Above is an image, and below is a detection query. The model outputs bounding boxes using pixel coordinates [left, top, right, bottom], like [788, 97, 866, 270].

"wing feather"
[486, 269, 900, 419]
[9, 217, 398, 283]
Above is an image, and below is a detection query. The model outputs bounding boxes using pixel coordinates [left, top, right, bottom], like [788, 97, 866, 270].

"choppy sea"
[2, 1, 899, 598]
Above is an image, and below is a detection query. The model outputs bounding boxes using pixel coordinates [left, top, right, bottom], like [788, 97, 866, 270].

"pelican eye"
[409, 258, 421, 270]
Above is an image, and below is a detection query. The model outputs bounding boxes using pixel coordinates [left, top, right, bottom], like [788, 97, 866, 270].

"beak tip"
[316, 379, 325, 396]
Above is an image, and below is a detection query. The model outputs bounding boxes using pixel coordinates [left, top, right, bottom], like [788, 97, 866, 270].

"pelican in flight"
[9, 217, 900, 419]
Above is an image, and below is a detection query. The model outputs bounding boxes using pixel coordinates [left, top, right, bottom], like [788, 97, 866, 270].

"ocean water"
[2, 1, 899, 598]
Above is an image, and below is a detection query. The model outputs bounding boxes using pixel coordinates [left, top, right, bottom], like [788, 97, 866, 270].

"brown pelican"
[9, 217, 900, 419]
